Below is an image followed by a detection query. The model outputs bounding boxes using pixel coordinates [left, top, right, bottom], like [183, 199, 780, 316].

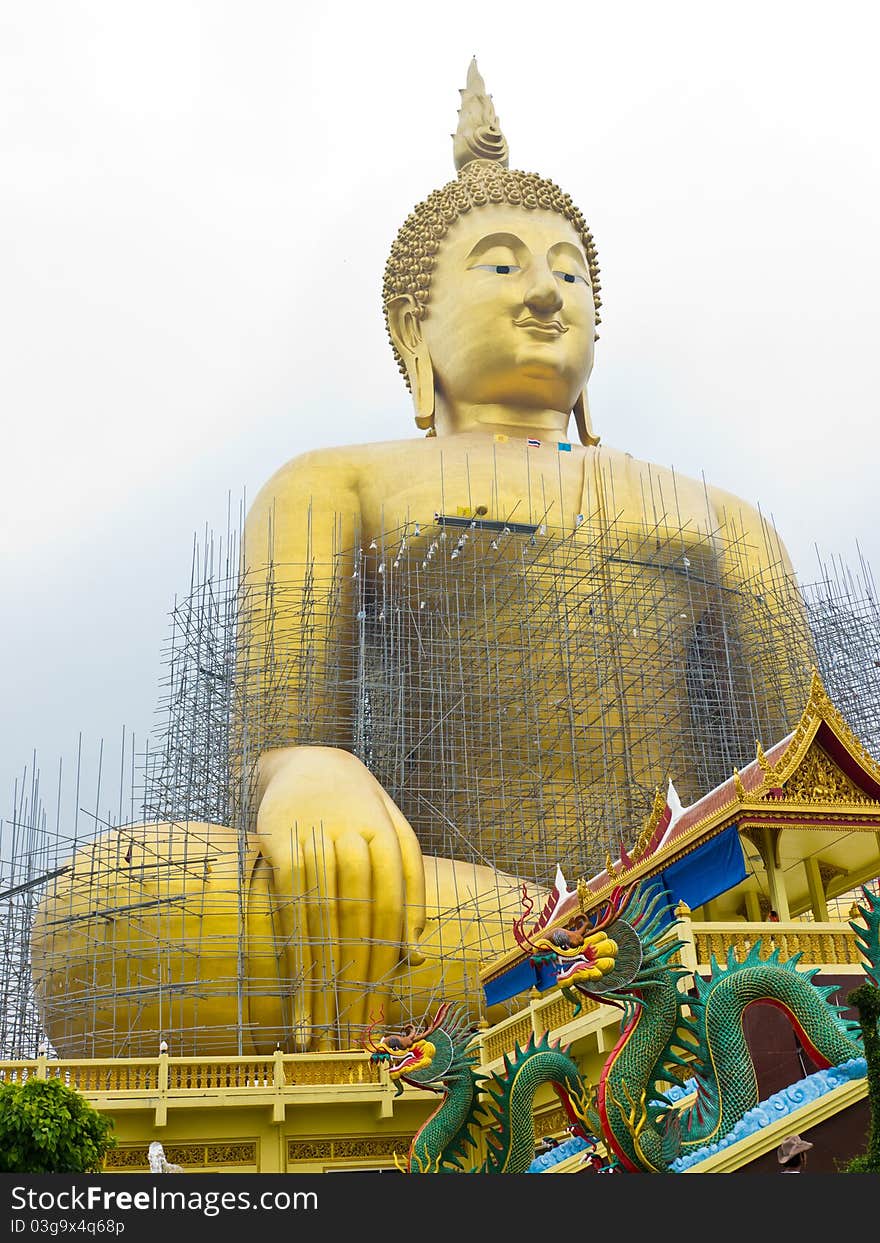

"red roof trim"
[816, 721, 880, 801]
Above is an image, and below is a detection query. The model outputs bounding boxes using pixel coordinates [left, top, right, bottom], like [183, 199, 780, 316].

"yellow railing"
[0, 1050, 387, 1113]
[688, 920, 863, 971]
[167, 1059, 274, 1090]
[2, 1052, 385, 1088]
[1, 1060, 160, 1091]
[480, 1015, 533, 1066]
[0, 1063, 39, 1085]
[287, 1054, 381, 1086]
[475, 987, 603, 1068]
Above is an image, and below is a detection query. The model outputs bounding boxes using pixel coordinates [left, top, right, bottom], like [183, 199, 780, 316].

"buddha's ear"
[387, 294, 435, 432]
[573, 388, 600, 447]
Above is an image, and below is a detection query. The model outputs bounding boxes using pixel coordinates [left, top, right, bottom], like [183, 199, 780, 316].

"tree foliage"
[0, 1077, 115, 1173]
[844, 982, 880, 1174]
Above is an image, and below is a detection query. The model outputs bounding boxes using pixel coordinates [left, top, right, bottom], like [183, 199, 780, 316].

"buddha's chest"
[359, 442, 585, 536]
[357, 442, 718, 552]
[353, 444, 725, 660]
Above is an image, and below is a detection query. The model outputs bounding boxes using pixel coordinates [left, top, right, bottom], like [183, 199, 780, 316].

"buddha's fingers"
[286, 828, 314, 1048]
[302, 827, 340, 1047]
[254, 817, 315, 1048]
[379, 790, 426, 964]
[362, 827, 407, 1030]
[334, 831, 375, 1035]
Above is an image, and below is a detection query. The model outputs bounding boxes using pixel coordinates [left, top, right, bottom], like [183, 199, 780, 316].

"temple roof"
[481, 668, 880, 986]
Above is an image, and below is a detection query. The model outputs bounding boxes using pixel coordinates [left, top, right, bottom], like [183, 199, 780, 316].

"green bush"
[0, 1077, 115, 1173]
[844, 982, 880, 1174]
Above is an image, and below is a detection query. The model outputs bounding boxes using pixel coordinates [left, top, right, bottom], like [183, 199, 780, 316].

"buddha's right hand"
[254, 746, 426, 1050]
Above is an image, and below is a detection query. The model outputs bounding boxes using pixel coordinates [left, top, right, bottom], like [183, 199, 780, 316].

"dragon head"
[521, 883, 658, 1003]
[537, 916, 620, 987]
[363, 1003, 477, 1092]
[370, 1031, 438, 1081]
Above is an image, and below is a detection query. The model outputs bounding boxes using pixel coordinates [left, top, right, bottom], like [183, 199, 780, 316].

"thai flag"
[527, 438, 541, 448]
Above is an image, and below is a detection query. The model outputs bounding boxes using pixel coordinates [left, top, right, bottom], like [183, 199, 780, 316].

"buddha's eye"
[472, 263, 521, 275]
[553, 270, 588, 286]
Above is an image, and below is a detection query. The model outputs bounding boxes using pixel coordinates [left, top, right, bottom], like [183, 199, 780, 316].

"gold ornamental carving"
[817, 860, 845, 886]
[287, 1136, 411, 1163]
[104, 1146, 150, 1169]
[533, 1104, 571, 1136]
[333, 1137, 407, 1159]
[286, 1140, 333, 1162]
[204, 1143, 259, 1165]
[782, 745, 869, 805]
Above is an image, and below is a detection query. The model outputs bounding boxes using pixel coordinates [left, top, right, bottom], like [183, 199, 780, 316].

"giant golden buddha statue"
[31, 62, 812, 1057]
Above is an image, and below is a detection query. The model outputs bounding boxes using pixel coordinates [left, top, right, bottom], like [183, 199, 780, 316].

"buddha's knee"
[31, 821, 263, 1056]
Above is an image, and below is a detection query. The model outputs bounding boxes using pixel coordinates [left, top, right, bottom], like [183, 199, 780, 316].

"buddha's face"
[421, 204, 595, 425]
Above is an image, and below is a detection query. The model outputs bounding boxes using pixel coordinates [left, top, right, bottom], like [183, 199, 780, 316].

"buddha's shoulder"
[595, 444, 770, 524]
[592, 444, 706, 498]
[253, 437, 445, 496]
[594, 443, 685, 480]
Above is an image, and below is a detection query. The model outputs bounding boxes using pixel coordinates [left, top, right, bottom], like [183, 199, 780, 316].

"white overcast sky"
[2, 1, 879, 835]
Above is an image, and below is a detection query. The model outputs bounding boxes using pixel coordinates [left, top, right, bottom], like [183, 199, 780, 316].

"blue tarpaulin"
[484, 955, 560, 1007]
[658, 823, 746, 912]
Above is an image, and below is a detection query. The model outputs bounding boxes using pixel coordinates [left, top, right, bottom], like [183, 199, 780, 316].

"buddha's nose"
[523, 262, 563, 315]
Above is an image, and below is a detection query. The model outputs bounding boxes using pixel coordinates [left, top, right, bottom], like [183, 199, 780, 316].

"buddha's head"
[383, 61, 601, 443]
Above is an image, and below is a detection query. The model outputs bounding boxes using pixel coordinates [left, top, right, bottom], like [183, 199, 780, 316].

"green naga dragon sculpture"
[365, 1002, 594, 1173]
[368, 881, 880, 1174]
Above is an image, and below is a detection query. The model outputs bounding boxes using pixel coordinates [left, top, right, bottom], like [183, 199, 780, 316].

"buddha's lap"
[30, 820, 519, 1053]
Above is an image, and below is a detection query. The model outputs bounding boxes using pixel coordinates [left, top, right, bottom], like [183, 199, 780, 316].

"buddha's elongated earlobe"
[574, 388, 600, 447]
[386, 294, 436, 434]
[413, 350, 436, 433]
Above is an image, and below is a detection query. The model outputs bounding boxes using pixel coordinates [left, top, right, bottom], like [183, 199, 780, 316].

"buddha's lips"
[514, 317, 568, 334]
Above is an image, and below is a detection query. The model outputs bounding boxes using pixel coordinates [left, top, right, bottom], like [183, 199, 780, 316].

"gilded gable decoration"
[782, 744, 872, 806]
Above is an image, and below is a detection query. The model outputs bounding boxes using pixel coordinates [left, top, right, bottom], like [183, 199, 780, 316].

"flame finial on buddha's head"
[453, 57, 509, 173]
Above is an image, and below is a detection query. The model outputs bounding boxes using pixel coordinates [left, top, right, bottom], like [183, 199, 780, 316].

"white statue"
[148, 1141, 184, 1173]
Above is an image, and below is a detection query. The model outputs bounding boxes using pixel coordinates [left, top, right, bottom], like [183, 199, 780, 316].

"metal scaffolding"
[3, 478, 880, 1059]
